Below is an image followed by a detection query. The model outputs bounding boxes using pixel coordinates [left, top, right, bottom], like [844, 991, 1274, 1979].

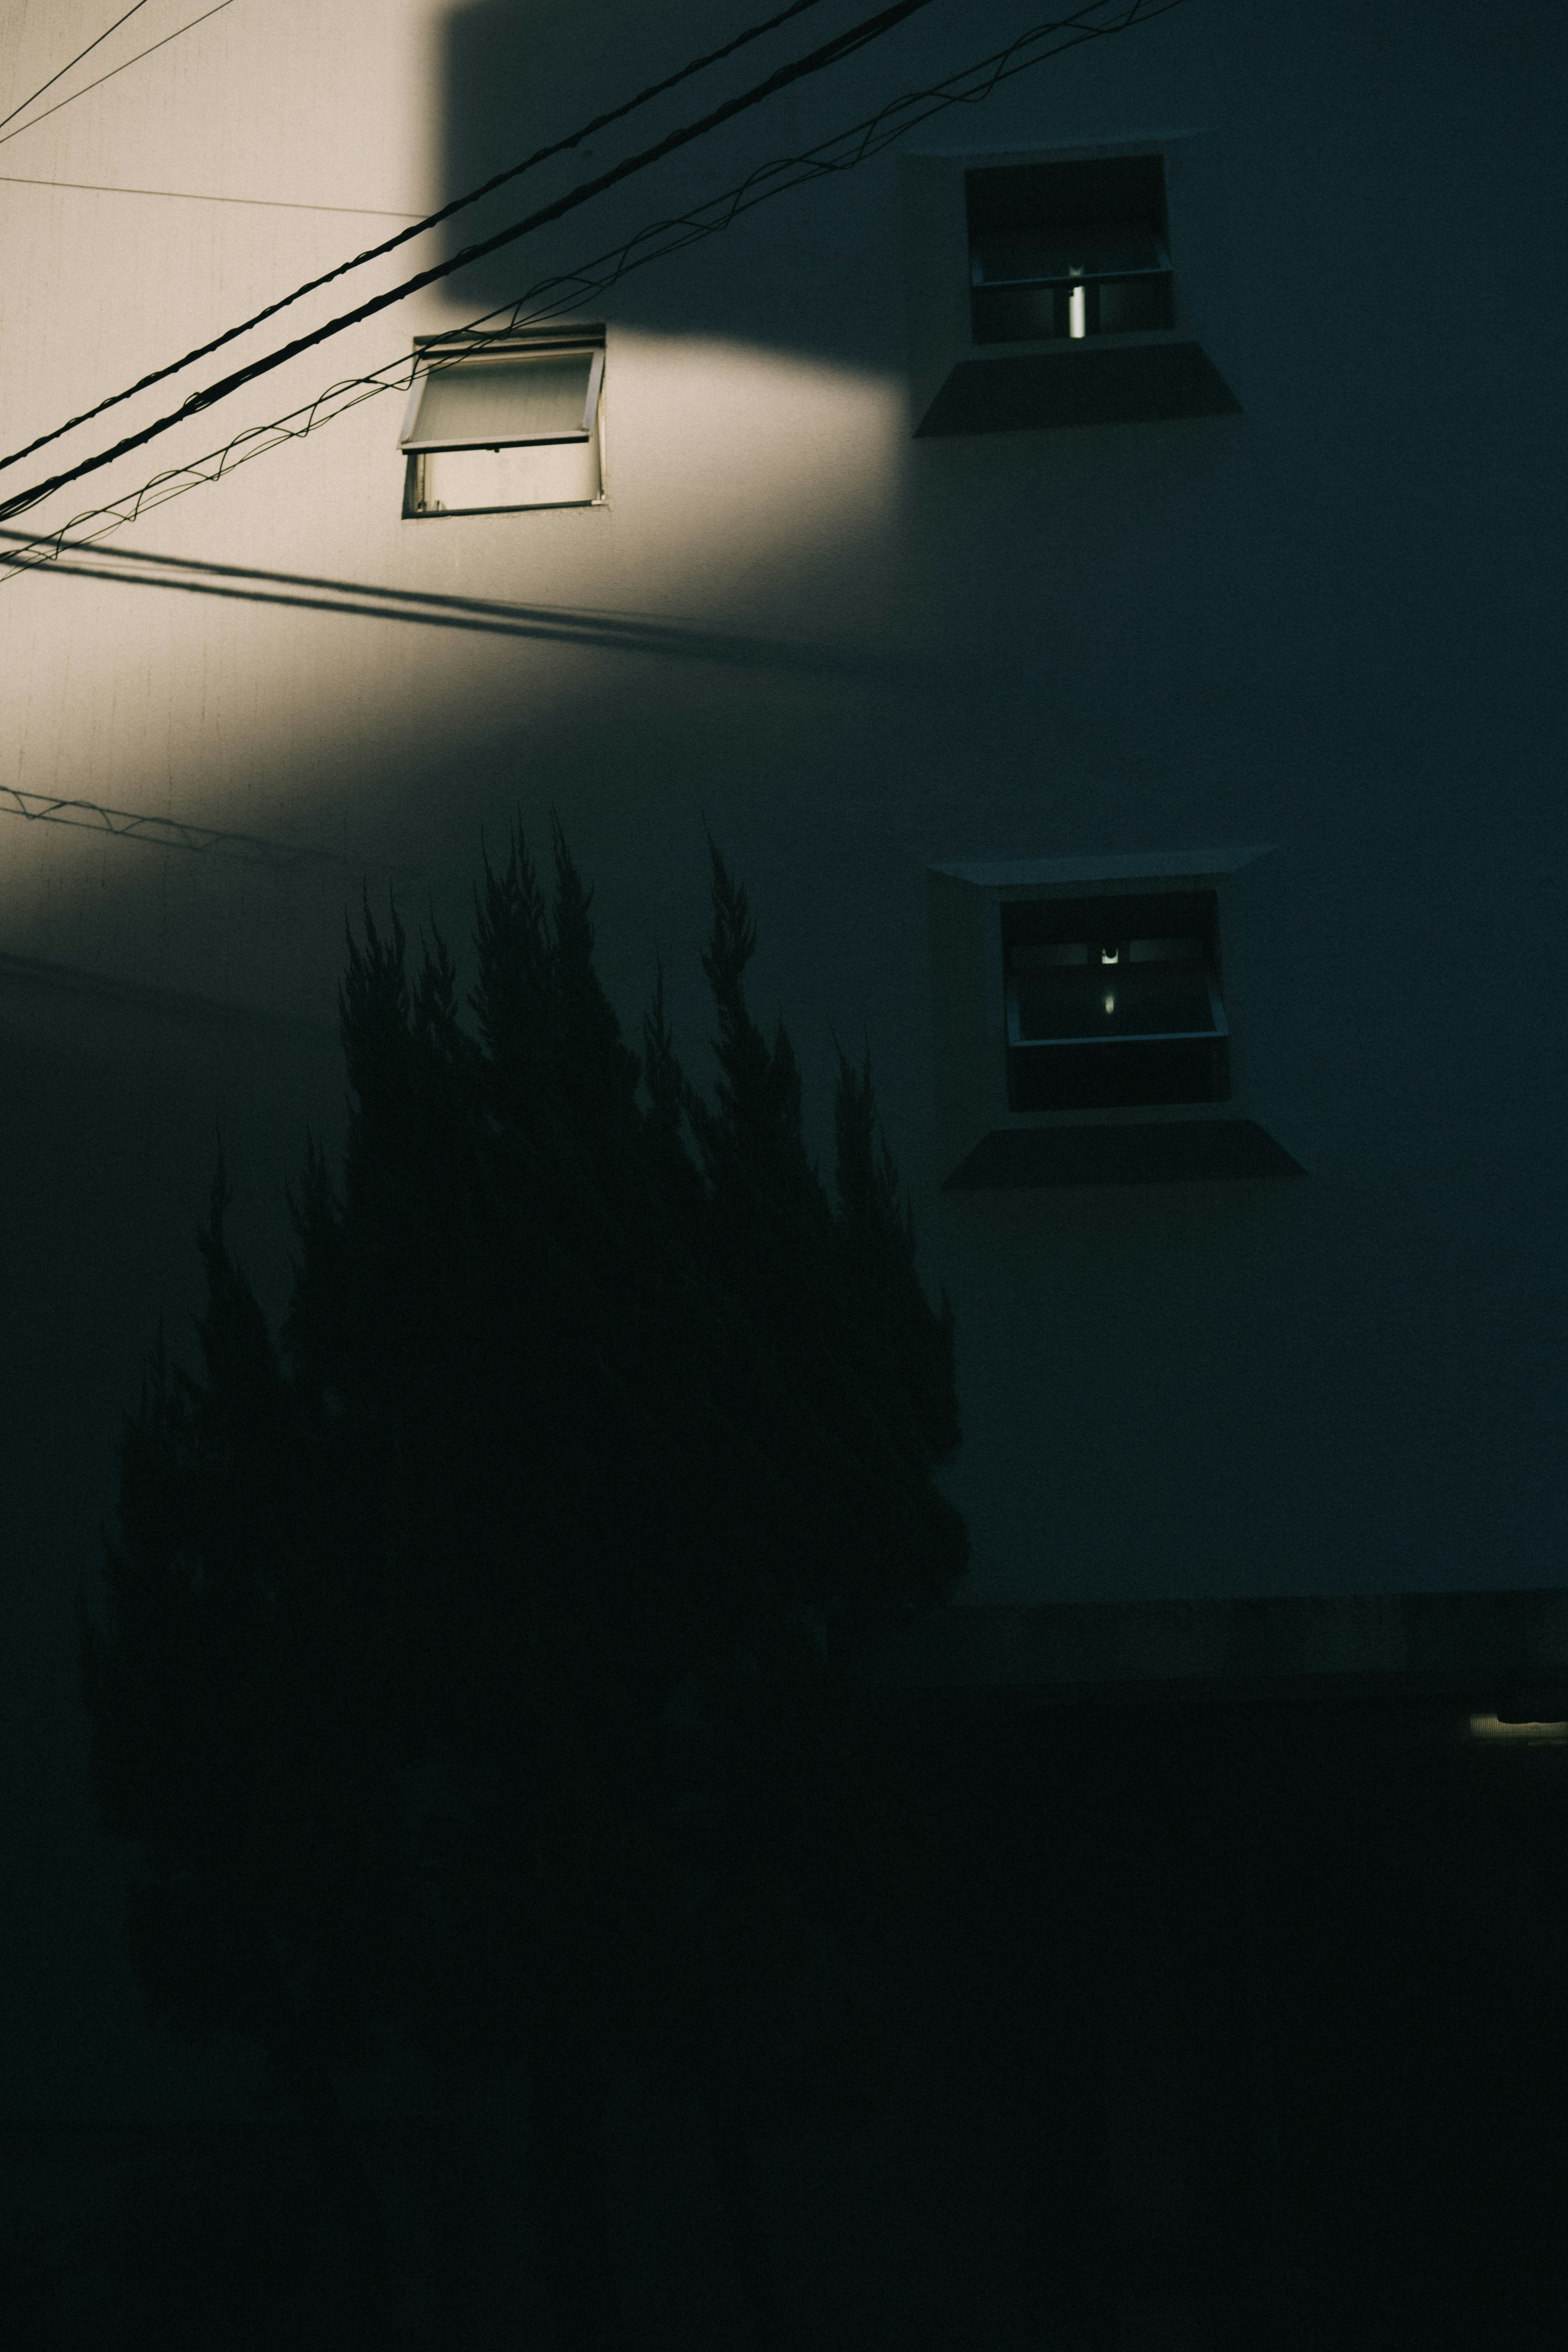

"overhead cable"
[0, 170, 425, 217]
[0, 0, 836, 478]
[0, 2, 236, 152]
[0, 0, 921, 510]
[0, 0, 1188, 581]
[0, 0, 153, 136]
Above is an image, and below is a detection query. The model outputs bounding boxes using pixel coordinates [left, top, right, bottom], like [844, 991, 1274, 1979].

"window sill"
[942, 1118, 1303, 1189]
[404, 496, 607, 519]
[915, 340, 1241, 437]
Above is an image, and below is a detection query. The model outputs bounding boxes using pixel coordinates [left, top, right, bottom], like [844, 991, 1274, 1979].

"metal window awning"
[399, 347, 603, 451]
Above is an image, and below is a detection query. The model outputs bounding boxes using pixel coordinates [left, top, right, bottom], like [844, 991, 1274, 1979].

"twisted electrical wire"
[0, 0, 837, 479]
[0, 0, 938, 514]
[0, 0, 1187, 583]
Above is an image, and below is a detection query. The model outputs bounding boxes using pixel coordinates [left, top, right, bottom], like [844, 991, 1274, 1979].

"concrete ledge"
[914, 343, 1243, 436]
[856, 1590, 1568, 1704]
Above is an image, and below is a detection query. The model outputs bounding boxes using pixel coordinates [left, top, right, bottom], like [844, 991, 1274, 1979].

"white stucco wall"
[3, 0, 1568, 1627]
[5, 0, 1566, 1600]
[1, 0, 1565, 2106]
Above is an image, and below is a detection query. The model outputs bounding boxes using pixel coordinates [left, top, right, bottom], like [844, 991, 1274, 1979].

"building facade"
[1, 0, 1565, 2328]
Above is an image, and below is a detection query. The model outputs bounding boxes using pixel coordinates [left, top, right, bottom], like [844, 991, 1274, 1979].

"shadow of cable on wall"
[0, 528, 916, 680]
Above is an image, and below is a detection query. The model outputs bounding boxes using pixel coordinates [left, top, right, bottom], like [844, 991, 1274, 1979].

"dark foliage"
[78, 822, 968, 2346]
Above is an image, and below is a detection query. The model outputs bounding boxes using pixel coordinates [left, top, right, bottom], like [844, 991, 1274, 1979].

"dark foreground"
[4, 1689, 1564, 2350]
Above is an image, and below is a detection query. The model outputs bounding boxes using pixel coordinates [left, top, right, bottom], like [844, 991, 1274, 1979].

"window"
[898, 137, 1242, 437]
[1003, 891, 1229, 1111]
[967, 155, 1175, 347]
[925, 849, 1301, 1188]
[400, 334, 604, 516]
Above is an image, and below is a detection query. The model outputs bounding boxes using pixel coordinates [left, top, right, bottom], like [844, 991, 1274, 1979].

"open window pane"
[970, 225, 1167, 287]
[966, 156, 1173, 347]
[402, 351, 597, 450]
[409, 437, 601, 515]
[1002, 892, 1229, 1110]
[1011, 940, 1217, 1043]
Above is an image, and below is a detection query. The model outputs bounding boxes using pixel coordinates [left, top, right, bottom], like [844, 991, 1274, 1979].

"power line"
[0, 0, 942, 522]
[0, 2, 236, 151]
[3, 0, 1182, 561]
[0, 0, 153, 136]
[0, 0, 837, 480]
[0, 0, 1188, 584]
[0, 170, 424, 217]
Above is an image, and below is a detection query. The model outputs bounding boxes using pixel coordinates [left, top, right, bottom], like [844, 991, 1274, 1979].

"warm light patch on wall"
[1469, 1713, 1568, 1745]
[0, 330, 906, 991]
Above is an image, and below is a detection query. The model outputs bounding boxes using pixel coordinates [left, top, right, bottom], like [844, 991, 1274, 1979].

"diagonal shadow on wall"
[1, 530, 925, 683]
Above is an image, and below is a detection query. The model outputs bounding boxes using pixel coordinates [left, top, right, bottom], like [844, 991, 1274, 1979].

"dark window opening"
[1002, 892, 1229, 1112]
[967, 156, 1174, 348]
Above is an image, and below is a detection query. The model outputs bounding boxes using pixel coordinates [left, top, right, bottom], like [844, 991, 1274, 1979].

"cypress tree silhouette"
[79, 820, 968, 2352]
[78, 1159, 404, 2350]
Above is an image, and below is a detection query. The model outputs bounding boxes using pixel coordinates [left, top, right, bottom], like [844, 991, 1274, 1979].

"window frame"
[965, 153, 1176, 350]
[399, 328, 607, 518]
[897, 131, 1243, 437]
[1002, 890, 1231, 1114]
[925, 847, 1300, 1188]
